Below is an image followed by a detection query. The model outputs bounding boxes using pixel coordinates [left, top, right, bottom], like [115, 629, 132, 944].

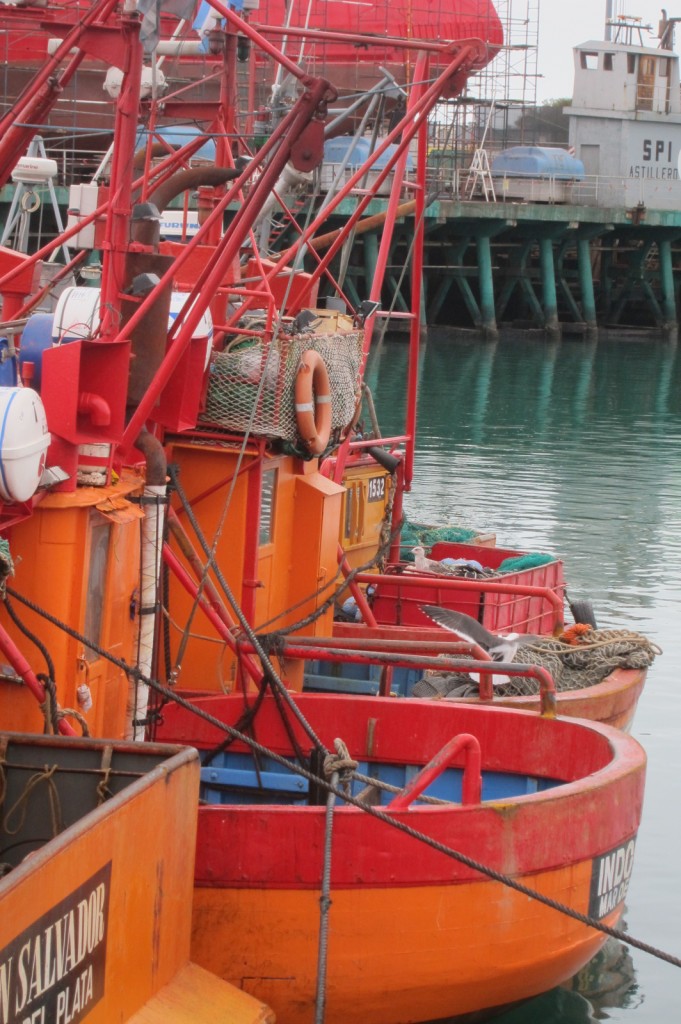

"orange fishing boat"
[0, 1, 654, 1022]
[157, 691, 645, 1024]
[0, 732, 273, 1023]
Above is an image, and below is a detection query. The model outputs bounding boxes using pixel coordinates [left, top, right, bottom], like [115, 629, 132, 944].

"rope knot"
[323, 738, 357, 794]
[256, 632, 288, 658]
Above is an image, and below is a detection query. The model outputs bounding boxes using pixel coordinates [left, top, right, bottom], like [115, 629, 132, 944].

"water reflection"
[492, 938, 639, 1024]
[367, 335, 681, 630]
[368, 333, 681, 1022]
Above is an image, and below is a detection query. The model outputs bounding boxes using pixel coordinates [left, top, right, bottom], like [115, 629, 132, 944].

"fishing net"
[413, 628, 661, 699]
[400, 521, 478, 559]
[399, 525, 555, 574]
[201, 320, 363, 446]
[497, 553, 555, 572]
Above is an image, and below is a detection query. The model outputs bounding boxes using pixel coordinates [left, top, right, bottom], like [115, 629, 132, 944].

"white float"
[0, 387, 50, 502]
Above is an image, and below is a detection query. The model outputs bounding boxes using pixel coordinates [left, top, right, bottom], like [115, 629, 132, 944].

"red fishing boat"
[157, 691, 645, 1024]
[0, 1, 652, 1022]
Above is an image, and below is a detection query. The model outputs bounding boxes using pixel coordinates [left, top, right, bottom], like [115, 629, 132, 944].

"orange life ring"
[295, 349, 332, 455]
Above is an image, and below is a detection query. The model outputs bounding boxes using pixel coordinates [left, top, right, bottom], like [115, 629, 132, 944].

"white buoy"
[0, 387, 50, 502]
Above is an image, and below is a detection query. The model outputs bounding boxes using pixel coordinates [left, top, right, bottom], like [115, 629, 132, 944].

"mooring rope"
[2, 763, 63, 839]
[4, 585, 680, 970]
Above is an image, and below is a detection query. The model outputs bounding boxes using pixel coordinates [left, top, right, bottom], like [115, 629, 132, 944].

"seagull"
[410, 545, 483, 574]
[411, 545, 451, 573]
[420, 606, 543, 662]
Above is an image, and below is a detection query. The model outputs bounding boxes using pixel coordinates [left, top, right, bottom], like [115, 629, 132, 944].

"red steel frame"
[0, 3, 501, 719]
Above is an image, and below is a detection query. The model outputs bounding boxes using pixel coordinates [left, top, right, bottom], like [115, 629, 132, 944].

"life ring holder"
[20, 190, 41, 214]
[295, 349, 332, 456]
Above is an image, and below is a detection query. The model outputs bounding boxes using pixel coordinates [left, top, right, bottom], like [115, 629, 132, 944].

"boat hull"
[191, 866, 617, 1024]
[157, 693, 646, 1024]
[0, 734, 275, 1023]
[456, 665, 646, 731]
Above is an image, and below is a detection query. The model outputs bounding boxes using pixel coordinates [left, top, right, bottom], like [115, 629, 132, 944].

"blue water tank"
[18, 313, 55, 390]
[491, 147, 585, 180]
[323, 136, 413, 171]
[135, 126, 216, 163]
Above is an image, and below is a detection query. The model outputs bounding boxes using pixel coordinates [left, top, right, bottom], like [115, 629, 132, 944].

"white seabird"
[420, 606, 543, 663]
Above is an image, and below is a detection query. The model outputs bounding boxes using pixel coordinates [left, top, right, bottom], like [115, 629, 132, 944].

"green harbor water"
[367, 332, 681, 1023]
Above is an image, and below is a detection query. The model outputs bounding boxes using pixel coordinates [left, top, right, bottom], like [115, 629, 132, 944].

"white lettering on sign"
[367, 476, 386, 503]
[628, 165, 679, 179]
[0, 864, 110, 1024]
[589, 837, 636, 919]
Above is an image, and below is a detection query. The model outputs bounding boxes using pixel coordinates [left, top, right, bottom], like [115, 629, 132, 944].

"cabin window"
[84, 516, 111, 662]
[627, 53, 637, 74]
[260, 468, 277, 545]
[580, 51, 599, 70]
[603, 53, 614, 71]
[659, 57, 670, 77]
[637, 56, 656, 110]
[344, 487, 354, 540]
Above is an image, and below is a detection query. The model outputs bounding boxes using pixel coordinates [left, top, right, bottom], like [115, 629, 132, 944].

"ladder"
[464, 148, 496, 202]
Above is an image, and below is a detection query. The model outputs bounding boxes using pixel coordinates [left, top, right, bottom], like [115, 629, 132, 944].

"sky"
[536, 0, 670, 101]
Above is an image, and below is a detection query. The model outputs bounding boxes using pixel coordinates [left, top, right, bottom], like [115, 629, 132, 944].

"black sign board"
[0, 862, 111, 1024]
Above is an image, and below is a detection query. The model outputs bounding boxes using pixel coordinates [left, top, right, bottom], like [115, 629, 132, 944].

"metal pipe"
[259, 45, 477, 318]
[99, 12, 144, 336]
[0, 131, 213, 293]
[119, 77, 334, 455]
[605, 0, 614, 41]
[337, 545, 377, 627]
[236, 640, 557, 715]
[405, 68, 429, 492]
[283, 635, 491, 659]
[249, 22, 487, 57]
[388, 734, 482, 809]
[352, 570, 565, 623]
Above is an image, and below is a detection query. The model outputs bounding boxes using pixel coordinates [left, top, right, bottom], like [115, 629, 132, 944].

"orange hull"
[465, 666, 646, 730]
[192, 867, 617, 1024]
[158, 693, 646, 1024]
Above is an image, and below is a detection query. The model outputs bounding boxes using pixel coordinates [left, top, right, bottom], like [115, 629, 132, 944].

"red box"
[371, 543, 565, 635]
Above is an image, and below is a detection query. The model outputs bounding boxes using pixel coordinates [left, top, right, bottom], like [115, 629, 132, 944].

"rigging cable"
[4, 582, 681, 971]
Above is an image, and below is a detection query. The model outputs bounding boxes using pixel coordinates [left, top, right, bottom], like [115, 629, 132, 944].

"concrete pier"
[298, 194, 681, 337]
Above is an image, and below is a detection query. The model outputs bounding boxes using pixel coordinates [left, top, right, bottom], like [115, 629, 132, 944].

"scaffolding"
[428, 0, 541, 181]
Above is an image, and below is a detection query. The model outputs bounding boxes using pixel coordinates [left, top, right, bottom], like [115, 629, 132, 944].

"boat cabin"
[568, 18, 681, 210]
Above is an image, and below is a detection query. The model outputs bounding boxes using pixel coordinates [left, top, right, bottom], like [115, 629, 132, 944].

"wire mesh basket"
[201, 323, 364, 445]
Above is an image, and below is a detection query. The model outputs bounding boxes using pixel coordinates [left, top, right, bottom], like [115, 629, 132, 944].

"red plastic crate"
[371, 543, 565, 635]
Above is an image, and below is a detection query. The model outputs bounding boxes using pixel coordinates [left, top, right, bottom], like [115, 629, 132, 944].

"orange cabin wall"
[166, 443, 343, 692]
[0, 474, 143, 738]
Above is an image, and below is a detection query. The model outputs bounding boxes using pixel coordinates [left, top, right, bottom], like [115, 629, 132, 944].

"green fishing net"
[498, 553, 555, 572]
[400, 522, 478, 560]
